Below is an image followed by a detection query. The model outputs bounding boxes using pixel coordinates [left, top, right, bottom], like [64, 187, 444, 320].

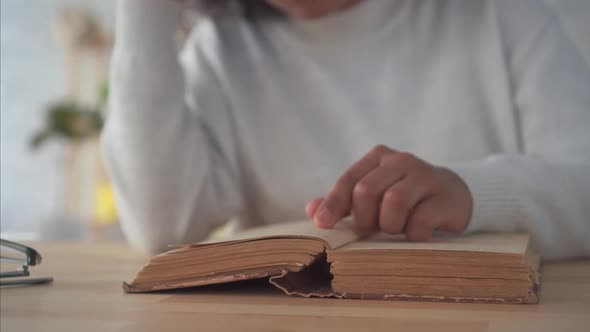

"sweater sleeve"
[102, 0, 242, 254]
[448, 3, 590, 259]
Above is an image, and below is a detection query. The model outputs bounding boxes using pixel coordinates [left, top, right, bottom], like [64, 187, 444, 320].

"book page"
[336, 232, 529, 255]
[198, 219, 359, 250]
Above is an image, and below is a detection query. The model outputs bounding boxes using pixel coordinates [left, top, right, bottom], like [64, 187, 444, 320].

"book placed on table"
[124, 220, 540, 304]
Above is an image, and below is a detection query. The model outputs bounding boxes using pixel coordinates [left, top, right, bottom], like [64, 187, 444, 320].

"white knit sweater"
[103, 0, 590, 258]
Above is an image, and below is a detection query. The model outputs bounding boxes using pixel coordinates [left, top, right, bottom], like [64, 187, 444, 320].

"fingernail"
[315, 208, 334, 228]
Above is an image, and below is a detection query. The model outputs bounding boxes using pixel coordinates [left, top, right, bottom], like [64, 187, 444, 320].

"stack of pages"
[124, 221, 539, 304]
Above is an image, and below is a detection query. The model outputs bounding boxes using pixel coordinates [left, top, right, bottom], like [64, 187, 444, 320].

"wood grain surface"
[1, 242, 588, 332]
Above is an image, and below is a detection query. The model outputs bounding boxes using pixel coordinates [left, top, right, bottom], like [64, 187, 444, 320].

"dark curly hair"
[188, 0, 282, 19]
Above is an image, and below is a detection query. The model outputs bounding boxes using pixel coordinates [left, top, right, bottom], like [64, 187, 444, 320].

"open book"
[124, 220, 540, 304]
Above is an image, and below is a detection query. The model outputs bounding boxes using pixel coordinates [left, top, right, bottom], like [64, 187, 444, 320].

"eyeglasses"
[1, 239, 53, 286]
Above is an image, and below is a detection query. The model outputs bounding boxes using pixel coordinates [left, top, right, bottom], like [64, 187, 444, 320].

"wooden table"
[1, 243, 589, 332]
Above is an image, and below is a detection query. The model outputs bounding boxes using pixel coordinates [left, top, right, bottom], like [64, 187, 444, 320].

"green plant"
[30, 83, 108, 150]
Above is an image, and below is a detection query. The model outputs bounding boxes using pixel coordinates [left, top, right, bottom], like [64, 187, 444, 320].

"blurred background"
[1, 0, 589, 242]
[1, 0, 116, 241]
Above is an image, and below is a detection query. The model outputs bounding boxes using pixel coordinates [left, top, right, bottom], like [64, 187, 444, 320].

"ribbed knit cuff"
[116, 0, 183, 50]
[446, 161, 523, 234]
[112, 0, 186, 99]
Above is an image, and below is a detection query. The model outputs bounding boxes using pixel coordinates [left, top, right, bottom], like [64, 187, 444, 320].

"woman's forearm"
[102, 0, 240, 254]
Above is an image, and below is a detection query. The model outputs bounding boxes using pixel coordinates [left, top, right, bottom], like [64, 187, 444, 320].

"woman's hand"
[306, 145, 473, 240]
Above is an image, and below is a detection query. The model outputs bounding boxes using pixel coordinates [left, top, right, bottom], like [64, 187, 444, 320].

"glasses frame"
[1, 238, 53, 286]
